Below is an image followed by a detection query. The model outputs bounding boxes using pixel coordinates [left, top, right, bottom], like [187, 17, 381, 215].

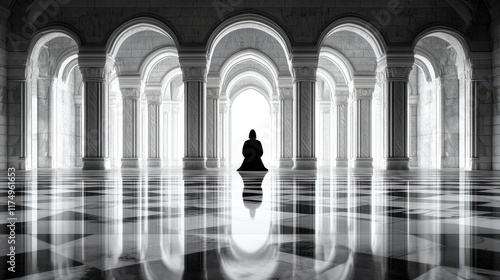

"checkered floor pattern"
[1, 168, 499, 279]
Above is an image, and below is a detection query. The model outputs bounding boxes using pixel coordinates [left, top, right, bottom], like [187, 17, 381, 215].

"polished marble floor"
[1, 167, 500, 280]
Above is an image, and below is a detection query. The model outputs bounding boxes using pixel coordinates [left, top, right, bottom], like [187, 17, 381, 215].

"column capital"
[78, 47, 114, 81]
[181, 67, 207, 82]
[207, 87, 220, 99]
[146, 96, 163, 105]
[349, 88, 374, 100]
[74, 95, 83, 105]
[279, 87, 293, 100]
[80, 67, 112, 82]
[121, 88, 141, 99]
[292, 67, 317, 82]
[379, 67, 413, 82]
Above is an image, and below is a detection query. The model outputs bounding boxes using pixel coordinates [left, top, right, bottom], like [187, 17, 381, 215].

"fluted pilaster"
[465, 70, 480, 170]
[80, 66, 111, 170]
[146, 93, 162, 167]
[181, 66, 207, 170]
[334, 94, 349, 167]
[279, 87, 294, 168]
[121, 87, 141, 168]
[381, 66, 412, 170]
[349, 88, 373, 168]
[206, 87, 220, 168]
[292, 66, 317, 170]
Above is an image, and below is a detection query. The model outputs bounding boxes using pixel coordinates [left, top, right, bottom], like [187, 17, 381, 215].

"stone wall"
[493, 8, 500, 170]
[0, 15, 7, 170]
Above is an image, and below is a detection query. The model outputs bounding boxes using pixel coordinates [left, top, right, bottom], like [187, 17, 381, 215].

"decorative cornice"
[292, 67, 317, 82]
[181, 67, 207, 82]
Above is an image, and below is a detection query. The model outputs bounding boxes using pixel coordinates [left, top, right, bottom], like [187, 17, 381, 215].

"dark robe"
[237, 139, 268, 171]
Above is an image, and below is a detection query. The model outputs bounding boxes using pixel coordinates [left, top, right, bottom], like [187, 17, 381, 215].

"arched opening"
[26, 31, 81, 169]
[411, 30, 472, 169]
[318, 19, 384, 168]
[106, 19, 181, 168]
[230, 89, 272, 167]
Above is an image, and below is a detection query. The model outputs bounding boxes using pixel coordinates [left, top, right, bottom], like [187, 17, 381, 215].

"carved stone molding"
[207, 87, 220, 99]
[181, 67, 207, 82]
[80, 67, 110, 81]
[121, 88, 141, 99]
[384, 67, 413, 82]
[279, 87, 293, 100]
[292, 67, 317, 82]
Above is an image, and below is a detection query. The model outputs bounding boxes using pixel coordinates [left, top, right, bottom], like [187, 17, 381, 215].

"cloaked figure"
[237, 129, 268, 172]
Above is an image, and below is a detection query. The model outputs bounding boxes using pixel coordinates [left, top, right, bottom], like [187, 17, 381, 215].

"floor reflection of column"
[314, 171, 355, 278]
[183, 171, 209, 279]
[371, 171, 411, 279]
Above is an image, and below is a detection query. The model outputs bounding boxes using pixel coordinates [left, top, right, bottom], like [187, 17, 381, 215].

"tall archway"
[207, 15, 293, 168]
[411, 29, 473, 169]
[25, 30, 81, 169]
[105, 18, 182, 168]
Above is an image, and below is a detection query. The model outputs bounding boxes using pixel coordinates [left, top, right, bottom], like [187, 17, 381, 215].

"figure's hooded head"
[249, 129, 257, 139]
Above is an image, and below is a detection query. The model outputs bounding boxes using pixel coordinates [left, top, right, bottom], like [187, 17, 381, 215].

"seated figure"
[237, 129, 268, 172]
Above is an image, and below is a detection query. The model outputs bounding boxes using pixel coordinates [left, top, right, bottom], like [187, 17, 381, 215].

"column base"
[334, 159, 349, 167]
[467, 158, 480, 170]
[350, 158, 373, 168]
[206, 158, 220, 168]
[218, 159, 229, 167]
[147, 158, 162, 167]
[10, 157, 28, 170]
[122, 158, 141, 168]
[279, 158, 294, 168]
[183, 158, 207, 170]
[381, 158, 410, 170]
[293, 158, 317, 170]
[83, 158, 110, 170]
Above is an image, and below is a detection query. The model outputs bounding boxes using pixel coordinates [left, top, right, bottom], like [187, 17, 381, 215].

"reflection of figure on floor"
[237, 129, 268, 171]
[239, 171, 267, 219]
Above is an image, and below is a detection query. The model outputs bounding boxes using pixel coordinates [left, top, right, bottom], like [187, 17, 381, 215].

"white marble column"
[121, 88, 141, 168]
[380, 66, 413, 170]
[79, 64, 111, 170]
[333, 94, 349, 167]
[162, 104, 171, 166]
[181, 66, 207, 170]
[17, 80, 29, 169]
[408, 95, 419, 167]
[465, 70, 480, 170]
[74, 95, 83, 167]
[171, 102, 182, 166]
[318, 102, 332, 167]
[349, 88, 373, 168]
[206, 87, 220, 168]
[147, 93, 162, 167]
[292, 66, 318, 170]
[279, 88, 294, 168]
[219, 101, 229, 167]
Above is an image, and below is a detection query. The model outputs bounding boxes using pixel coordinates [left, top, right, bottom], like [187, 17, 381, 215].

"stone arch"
[139, 47, 179, 83]
[219, 49, 279, 90]
[206, 13, 293, 70]
[320, 47, 355, 85]
[317, 17, 388, 59]
[106, 16, 180, 59]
